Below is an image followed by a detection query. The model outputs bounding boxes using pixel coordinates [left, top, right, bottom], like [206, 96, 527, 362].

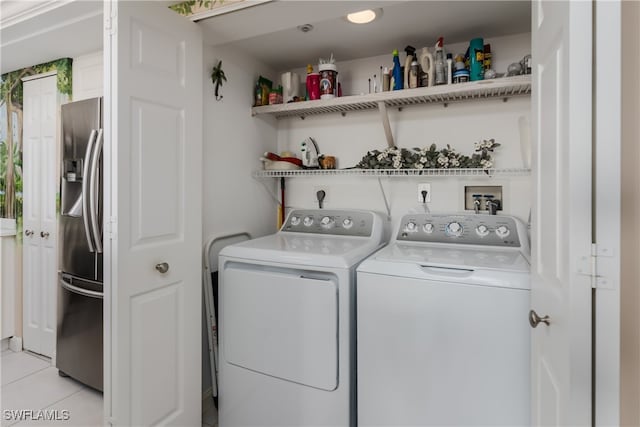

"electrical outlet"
[417, 183, 431, 203]
[313, 186, 329, 208]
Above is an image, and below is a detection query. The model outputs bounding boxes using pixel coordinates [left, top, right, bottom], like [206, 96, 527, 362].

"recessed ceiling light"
[347, 9, 381, 24]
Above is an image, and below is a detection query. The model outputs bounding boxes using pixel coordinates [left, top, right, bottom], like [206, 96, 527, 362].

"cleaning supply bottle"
[403, 46, 416, 89]
[383, 67, 391, 91]
[409, 60, 419, 88]
[392, 49, 403, 90]
[469, 37, 485, 81]
[446, 53, 453, 85]
[419, 47, 434, 87]
[434, 37, 446, 85]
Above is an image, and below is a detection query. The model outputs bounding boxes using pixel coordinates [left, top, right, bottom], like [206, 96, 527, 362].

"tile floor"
[1, 349, 218, 427]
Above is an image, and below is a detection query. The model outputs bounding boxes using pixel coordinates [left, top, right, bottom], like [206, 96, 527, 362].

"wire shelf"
[251, 75, 531, 119]
[253, 168, 531, 178]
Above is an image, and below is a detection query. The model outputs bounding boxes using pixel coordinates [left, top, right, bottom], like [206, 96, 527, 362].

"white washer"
[219, 209, 386, 427]
[357, 213, 531, 426]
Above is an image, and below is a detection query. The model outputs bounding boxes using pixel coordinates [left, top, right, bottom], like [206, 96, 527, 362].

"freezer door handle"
[60, 277, 104, 299]
[82, 129, 98, 252]
[89, 129, 103, 253]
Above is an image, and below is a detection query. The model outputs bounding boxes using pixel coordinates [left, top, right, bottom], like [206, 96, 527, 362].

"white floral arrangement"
[355, 139, 500, 170]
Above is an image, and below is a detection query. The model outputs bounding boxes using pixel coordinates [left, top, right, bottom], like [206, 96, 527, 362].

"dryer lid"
[220, 233, 384, 269]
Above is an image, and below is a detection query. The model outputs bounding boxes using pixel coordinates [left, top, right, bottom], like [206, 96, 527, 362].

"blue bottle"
[392, 49, 403, 90]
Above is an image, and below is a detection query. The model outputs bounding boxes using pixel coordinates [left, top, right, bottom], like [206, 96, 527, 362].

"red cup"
[306, 73, 320, 100]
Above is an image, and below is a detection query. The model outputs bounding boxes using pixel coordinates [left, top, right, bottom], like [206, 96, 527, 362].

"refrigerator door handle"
[89, 129, 103, 253]
[60, 277, 104, 299]
[82, 129, 98, 253]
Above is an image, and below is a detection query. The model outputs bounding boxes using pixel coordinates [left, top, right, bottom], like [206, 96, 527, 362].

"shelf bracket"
[377, 101, 395, 148]
[377, 177, 392, 219]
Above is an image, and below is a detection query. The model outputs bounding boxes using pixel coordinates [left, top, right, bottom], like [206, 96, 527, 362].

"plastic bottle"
[383, 67, 391, 91]
[469, 37, 485, 81]
[392, 49, 403, 90]
[403, 46, 416, 89]
[419, 47, 434, 87]
[434, 37, 446, 85]
[409, 61, 419, 88]
[446, 53, 453, 85]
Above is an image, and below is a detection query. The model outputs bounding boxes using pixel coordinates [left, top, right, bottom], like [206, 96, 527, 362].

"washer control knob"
[342, 218, 354, 229]
[446, 222, 463, 237]
[406, 222, 418, 232]
[320, 216, 335, 229]
[495, 225, 510, 238]
[476, 225, 490, 237]
[423, 223, 434, 233]
[290, 216, 301, 226]
[303, 216, 314, 227]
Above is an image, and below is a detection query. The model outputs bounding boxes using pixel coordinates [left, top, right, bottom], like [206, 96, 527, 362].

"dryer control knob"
[446, 222, 463, 237]
[495, 225, 510, 238]
[476, 225, 490, 237]
[342, 218, 354, 229]
[320, 216, 335, 229]
[423, 223, 434, 233]
[406, 222, 418, 232]
[303, 216, 314, 227]
[290, 216, 301, 226]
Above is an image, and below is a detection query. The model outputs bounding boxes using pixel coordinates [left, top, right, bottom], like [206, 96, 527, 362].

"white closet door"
[104, 2, 203, 425]
[531, 1, 592, 424]
[22, 74, 58, 358]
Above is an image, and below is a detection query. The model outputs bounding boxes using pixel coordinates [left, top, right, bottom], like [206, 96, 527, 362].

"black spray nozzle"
[404, 45, 416, 59]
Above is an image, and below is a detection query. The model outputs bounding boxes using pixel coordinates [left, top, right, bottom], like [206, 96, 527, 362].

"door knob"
[40, 231, 50, 238]
[155, 262, 169, 274]
[529, 309, 550, 328]
[25, 229, 34, 237]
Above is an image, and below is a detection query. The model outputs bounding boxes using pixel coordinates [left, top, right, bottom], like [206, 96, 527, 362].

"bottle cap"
[306, 64, 313, 74]
[392, 49, 399, 56]
[447, 53, 453, 59]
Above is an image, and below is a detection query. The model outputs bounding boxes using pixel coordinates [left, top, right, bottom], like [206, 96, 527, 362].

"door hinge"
[580, 243, 613, 289]
[105, 13, 117, 36]
[105, 217, 117, 241]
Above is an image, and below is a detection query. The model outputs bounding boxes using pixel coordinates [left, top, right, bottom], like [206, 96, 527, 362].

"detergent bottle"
[392, 49, 403, 90]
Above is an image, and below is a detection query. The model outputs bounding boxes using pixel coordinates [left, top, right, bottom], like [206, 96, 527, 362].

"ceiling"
[199, 1, 532, 71]
[0, 1, 103, 74]
[0, 0, 531, 75]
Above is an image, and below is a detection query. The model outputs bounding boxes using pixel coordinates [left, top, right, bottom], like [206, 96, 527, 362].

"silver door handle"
[82, 129, 98, 252]
[25, 229, 34, 237]
[529, 310, 550, 328]
[60, 278, 104, 299]
[155, 262, 170, 274]
[89, 129, 104, 253]
[40, 231, 50, 238]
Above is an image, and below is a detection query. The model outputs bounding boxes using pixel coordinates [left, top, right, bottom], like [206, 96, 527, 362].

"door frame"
[594, 1, 621, 425]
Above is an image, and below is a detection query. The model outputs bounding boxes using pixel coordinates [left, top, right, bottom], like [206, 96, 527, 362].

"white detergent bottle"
[419, 47, 435, 87]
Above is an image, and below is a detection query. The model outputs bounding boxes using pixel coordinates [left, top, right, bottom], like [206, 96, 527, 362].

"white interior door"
[103, 2, 203, 425]
[22, 74, 58, 358]
[531, 1, 592, 424]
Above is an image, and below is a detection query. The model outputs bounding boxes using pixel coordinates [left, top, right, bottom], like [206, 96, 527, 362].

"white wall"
[276, 33, 532, 230]
[201, 45, 279, 392]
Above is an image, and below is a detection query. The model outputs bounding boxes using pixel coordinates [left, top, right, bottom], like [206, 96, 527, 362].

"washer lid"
[219, 233, 384, 269]
[370, 242, 530, 273]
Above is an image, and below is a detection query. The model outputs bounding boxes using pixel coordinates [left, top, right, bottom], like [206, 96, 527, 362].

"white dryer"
[218, 209, 386, 427]
[357, 213, 531, 426]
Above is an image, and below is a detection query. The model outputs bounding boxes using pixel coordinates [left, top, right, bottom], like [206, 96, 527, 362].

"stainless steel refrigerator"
[56, 97, 103, 391]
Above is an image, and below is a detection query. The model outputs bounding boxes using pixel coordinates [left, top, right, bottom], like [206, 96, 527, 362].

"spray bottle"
[434, 37, 446, 85]
[403, 46, 416, 89]
[392, 49, 403, 90]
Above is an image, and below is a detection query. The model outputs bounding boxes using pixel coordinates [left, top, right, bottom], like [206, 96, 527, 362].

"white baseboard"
[202, 387, 214, 413]
[1, 338, 9, 351]
[9, 336, 22, 352]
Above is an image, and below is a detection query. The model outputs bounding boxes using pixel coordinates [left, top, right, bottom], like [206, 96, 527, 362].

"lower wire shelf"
[253, 168, 531, 178]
